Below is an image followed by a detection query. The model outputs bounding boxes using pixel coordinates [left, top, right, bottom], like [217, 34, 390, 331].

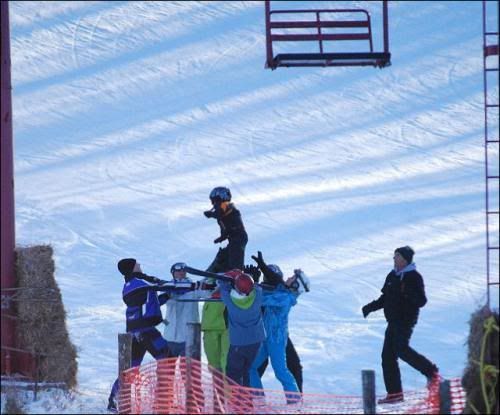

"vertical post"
[186, 322, 201, 360]
[439, 379, 451, 414]
[482, 0, 489, 309]
[382, 0, 389, 54]
[185, 322, 201, 413]
[118, 333, 133, 413]
[362, 370, 376, 414]
[367, 15, 374, 52]
[316, 12, 324, 54]
[1, 0, 17, 377]
[33, 356, 38, 401]
[118, 333, 133, 374]
[265, 0, 274, 69]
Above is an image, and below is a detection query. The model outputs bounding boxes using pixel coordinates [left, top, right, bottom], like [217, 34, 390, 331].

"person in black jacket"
[204, 187, 248, 271]
[362, 246, 439, 404]
[107, 258, 196, 412]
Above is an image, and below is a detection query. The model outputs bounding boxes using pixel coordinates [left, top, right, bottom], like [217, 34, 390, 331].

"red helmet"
[224, 269, 244, 280]
[234, 273, 254, 296]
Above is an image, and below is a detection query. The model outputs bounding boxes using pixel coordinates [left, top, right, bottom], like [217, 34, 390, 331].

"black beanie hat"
[118, 258, 137, 276]
[395, 246, 415, 264]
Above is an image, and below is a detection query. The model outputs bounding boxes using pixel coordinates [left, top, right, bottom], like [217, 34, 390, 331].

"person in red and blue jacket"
[107, 258, 196, 412]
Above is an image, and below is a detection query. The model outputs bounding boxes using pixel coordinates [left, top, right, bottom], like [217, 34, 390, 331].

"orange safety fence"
[117, 357, 466, 414]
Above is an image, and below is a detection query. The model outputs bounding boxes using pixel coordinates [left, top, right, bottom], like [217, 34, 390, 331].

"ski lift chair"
[265, 0, 391, 69]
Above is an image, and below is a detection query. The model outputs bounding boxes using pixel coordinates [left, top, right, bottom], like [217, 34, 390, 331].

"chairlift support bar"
[482, 0, 500, 309]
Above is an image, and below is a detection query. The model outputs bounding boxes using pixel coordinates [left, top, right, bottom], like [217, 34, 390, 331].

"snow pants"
[257, 336, 303, 392]
[382, 322, 437, 394]
[208, 235, 248, 272]
[250, 338, 299, 401]
[203, 330, 229, 373]
[108, 328, 170, 404]
[226, 342, 261, 387]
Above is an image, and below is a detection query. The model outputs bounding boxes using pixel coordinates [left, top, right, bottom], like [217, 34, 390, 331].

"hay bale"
[15, 245, 78, 388]
[462, 305, 499, 414]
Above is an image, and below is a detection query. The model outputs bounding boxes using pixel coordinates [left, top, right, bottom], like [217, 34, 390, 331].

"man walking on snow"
[362, 246, 439, 404]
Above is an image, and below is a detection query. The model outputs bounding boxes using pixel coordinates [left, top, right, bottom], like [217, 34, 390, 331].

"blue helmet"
[267, 264, 283, 278]
[210, 187, 231, 203]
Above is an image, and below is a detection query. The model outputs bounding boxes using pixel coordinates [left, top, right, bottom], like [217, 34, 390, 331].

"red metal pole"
[383, 0, 389, 54]
[1, 0, 17, 376]
[265, 0, 274, 69]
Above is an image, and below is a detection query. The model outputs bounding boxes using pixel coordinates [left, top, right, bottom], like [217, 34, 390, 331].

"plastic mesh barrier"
[117, 357, 466, 414]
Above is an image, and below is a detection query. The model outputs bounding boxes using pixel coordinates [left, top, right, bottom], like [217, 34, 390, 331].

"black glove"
[204, 209, 216, 218]
[214, 236, 226, 244]
[243, 265, 261, 282]
[190, 281, 204, 290]
[200, 280, 217, 291]
[362, 304, 371, 318]
[251, 251, 265, 269]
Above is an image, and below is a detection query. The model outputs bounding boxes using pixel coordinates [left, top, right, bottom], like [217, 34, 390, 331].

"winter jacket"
[201, 301, 227, 331]
[364, 263, 427, 326]
[163, 278, 213, 342]
[123, 272, 194, 333]
[219, 281, 265, 346]
[212, 203, 247, 243]
[262, 285, 297, 344]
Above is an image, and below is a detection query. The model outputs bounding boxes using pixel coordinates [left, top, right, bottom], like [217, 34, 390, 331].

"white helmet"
[292, 269, 310, 294]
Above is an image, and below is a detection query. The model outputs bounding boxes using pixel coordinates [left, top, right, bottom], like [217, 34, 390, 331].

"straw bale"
[14, 245, 78, 388]
[462, 305, 499, 414]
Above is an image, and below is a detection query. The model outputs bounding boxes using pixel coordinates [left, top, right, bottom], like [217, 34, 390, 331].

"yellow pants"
[203, 329, 229, 373]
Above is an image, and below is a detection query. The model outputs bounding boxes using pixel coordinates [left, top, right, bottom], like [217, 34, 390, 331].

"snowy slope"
[6, 1, 499, 413]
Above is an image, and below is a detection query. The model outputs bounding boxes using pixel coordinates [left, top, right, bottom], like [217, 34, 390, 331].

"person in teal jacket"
[249, 253, 311, 404]
[249, 284, 299, 402]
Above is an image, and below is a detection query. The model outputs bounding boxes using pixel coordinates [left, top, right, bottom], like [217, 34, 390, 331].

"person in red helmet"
[217, 270, 265, 387]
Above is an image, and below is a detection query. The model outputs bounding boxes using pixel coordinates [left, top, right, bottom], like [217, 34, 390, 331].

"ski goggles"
[170, 262, 187, 274]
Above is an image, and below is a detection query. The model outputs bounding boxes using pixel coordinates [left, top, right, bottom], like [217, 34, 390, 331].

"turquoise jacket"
[262, 285, 297, 344]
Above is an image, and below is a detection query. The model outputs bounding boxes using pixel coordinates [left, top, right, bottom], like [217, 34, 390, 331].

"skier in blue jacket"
[107, 258, 196, 412]
[217, 270, 265, 387]
[248, 252, 310, 404]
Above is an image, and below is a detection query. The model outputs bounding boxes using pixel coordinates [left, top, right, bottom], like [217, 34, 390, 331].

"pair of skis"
[174, 266, 229, 302]
[175, 266, 277, 302]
